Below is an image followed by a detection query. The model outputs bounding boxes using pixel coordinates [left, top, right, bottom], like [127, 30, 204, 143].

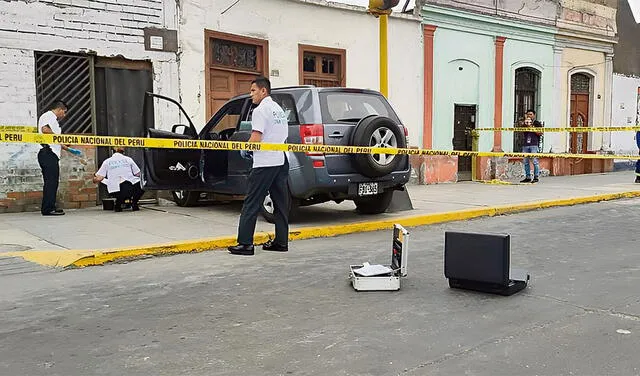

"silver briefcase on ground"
[349, 224, 409, 291]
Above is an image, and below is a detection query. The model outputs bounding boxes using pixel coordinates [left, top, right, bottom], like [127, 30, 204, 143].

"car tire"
[260, 192, 299, 224]
[354, 190, 394, 215]
[171, 190, 201, 207]
[350, 115, 406, 178]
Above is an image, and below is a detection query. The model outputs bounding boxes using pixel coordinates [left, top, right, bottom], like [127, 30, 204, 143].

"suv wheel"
[260, 192, 299, 223]
[351, 116, 406, 178]
[171, 190, 201, 207]
[354, 190, 393, 215]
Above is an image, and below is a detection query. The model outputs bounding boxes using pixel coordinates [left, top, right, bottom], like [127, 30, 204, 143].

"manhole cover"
[0, 244, 32, 253]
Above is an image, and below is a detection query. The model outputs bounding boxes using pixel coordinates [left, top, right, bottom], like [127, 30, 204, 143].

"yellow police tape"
[474, 126, 640, 132]
[5, 125, 640, 133]
[0, 126, 38, 132]
[2, 131, 639, 161]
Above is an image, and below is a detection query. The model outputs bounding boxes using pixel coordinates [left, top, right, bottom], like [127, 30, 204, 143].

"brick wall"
[0, 145, 98, 213]
[0, 0, 165, 43]
[59, 145, 98, 210]
[0, 0, 179, 213]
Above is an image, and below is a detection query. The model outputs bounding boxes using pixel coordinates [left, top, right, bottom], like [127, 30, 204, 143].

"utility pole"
[367, 0, 399, 98]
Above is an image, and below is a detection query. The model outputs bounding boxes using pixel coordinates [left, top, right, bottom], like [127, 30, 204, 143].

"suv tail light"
[402, 125, 409, 145]
[300, 124, 325, 163]
[300, 124, 324, 145]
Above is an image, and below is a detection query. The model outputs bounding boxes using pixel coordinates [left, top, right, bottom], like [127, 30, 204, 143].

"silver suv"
[142, 86, 411, 222]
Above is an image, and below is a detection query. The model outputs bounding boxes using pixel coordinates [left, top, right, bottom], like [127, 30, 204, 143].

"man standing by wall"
[37, 100, 82, 216]
[228, 77, 290, 256]
[520, 109, 543, 184]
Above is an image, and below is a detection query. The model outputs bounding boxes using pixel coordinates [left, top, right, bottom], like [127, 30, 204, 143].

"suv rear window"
[319, 92, 400, 124]
[245, 93, 300, 126]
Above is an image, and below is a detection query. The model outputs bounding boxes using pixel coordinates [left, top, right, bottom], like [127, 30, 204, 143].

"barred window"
[571, 73, 591, 93]
[35, 52, 93, 134]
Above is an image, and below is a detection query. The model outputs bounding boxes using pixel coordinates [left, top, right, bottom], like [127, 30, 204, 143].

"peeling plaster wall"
[0, 0, 179, 210]
[423, 0, 559, 26]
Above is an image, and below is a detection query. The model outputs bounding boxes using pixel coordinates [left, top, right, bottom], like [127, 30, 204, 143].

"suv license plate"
[358, 182, 379, 196]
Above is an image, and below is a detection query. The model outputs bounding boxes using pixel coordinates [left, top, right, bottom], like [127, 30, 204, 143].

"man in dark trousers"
[37, 100, 82, 216]
[228, 76, 289, 256]
[520, 109, 543, 184]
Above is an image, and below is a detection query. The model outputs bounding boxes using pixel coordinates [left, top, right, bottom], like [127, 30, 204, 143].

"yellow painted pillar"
[379, 14, 389, 97]
[471, 130, 479, 181]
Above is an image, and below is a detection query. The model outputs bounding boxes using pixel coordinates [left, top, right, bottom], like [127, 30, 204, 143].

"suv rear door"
[142, 93, 205, 191]
[222, 93, 300, 194]
[318, 90, 405, 175]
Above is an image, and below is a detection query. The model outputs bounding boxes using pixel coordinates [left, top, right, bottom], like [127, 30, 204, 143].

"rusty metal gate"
[34, 52, 94, 134]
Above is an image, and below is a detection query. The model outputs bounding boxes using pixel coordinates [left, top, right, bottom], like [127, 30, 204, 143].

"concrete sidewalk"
[1, 171, 639, 268]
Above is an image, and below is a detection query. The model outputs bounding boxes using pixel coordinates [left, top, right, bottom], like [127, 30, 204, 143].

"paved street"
[0, 171, 638, 252]
[1, 198, 640, 375]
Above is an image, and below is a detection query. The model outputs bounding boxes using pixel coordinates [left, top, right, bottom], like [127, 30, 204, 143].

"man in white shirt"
[37, 100, 82, 216]
[93, 147, 145, 212]
[229, 76, 290, 256]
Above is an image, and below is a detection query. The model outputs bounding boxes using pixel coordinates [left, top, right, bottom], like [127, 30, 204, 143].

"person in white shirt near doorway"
[37, 100, 82, 216]
[228, 76, 290, 256]
[93, 147, 145, 212]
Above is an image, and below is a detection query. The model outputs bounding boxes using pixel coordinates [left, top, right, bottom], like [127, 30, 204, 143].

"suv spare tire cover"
[350, 115, 406, 178]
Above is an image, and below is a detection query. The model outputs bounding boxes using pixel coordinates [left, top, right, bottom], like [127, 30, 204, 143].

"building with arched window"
[418, 0, 618, 182]
[419, 2, 556, 182]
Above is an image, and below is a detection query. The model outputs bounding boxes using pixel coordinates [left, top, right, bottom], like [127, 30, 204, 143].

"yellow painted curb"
[5, 190, 640, 269]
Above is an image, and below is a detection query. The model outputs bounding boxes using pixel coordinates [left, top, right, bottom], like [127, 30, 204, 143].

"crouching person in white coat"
[93, 147, 145, 212]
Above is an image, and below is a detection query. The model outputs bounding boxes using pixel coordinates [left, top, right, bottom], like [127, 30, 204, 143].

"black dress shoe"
[42, 211, 65, 216]
[54, 208, 64, 214]
[262, 240, 288, 252]
[228, 244, 255, 255]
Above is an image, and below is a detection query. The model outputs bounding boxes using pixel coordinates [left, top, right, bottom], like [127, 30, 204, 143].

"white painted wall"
[0, 0, 179, 197]
[611, 73, 640, 155]
[178, 0, 424, 146]
[0, 0, 180, 128]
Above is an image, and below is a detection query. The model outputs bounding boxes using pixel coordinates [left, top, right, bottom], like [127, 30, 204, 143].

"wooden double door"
[205, 30, 269, 119]
[569, 93, 589, 174]
[209, 71, 257, 117]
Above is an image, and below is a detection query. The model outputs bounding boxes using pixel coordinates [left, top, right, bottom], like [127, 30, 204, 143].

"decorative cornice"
[421, 4, 556, 45]
[555, 34, 615, 54]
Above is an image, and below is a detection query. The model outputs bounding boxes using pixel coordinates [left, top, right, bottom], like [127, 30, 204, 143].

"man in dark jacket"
[520, 110, 543, 183]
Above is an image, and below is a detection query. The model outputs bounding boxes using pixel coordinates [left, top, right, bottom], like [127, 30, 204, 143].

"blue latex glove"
[68, 148, 82, 156]
[240, 150, 253, 161]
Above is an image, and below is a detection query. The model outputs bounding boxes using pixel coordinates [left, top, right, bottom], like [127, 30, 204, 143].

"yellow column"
[379, 14, 388, 97]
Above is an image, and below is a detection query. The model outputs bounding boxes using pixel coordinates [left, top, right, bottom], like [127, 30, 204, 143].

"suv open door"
[141, 92, 206, 191]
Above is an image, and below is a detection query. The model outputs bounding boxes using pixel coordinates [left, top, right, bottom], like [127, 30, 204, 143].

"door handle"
[328, 131, 344, 138]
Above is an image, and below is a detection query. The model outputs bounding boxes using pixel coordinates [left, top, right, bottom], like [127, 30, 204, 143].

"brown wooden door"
[209, 69, 235, 118]
[453, 104, 477, 181]
[235, 73, 255, 100]
[208, 70, 257, 118]
[570, 93, 589, 174]
[204, 30, 269, 119]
